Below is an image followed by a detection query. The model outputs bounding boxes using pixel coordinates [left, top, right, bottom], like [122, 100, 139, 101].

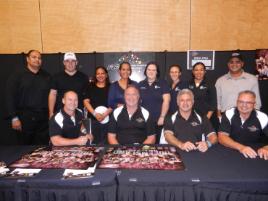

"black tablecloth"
[117, 144, 268, 201]
[0, 146, 117, 201]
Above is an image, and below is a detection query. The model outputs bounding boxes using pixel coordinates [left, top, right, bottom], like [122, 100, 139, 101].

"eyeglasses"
[237, 100, 255, 105]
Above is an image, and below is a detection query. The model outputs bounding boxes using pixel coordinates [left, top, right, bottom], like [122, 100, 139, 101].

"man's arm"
[143, 135, 156, 144]
[157, 93, 170, 126]
[164, 130, 196, 152]
[107, 133, 119, 145]
[218, 132, 257, 158]
[48, 89, 57, 118]
[50, 135, 89, 146]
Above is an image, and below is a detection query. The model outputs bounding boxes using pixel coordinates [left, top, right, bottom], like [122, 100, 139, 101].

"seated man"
[164, 89, 217, 152]
[49, 91, 93, 146]
[108, 85, 156, 144]
[218, 90, 268, 160]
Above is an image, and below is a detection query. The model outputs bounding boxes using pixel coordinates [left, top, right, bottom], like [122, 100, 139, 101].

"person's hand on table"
[258, 147, 268, 160]
[196, 141, 208, 152]
[76, 136, 89, 146]
[180, 141, 197, 152]
[239, 146, 257, 159]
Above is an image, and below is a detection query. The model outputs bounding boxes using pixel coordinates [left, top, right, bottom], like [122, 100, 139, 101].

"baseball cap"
[64, 52, 77, 61]
[229, 52, 243, 62]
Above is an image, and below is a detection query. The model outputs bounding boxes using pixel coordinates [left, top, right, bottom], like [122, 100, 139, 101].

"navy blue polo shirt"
[219, 108, 268, 144]
[138, 79, 169, 121]
[169, 81, 188, 114]
[108, 105, 155, 144]
[49, 109, 83, 139]
[164, 110, 215, 143]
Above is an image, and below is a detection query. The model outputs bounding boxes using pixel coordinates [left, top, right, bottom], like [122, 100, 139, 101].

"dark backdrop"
[1, 50, 267, 145]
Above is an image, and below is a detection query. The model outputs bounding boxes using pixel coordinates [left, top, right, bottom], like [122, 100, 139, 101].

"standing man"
[164, 89, 217, 152]
[6, 50, 51, 145]
[218, 90, 268, 160]
[215, 52, 261, 118]
[108, 85, 156, 145]
[48, 52, 88, 118]
[49, 91, 93, 146]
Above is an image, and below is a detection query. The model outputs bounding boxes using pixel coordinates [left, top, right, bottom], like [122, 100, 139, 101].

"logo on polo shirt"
[175, 87, 181, 92]
[136, 117, 145, 123]
[155, 85, 161, 89]
[189, 85, 194, 89]
[140, 86, 147, 90]
[191, 121, 200, 126]
[200, 85, 207, 90]
[247, 125, 259, 132]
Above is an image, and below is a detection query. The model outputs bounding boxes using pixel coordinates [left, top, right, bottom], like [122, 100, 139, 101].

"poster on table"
[98, 145, 185, 171]
[255, 49, 268, 80]
[9, 146, 103, 170]
[104, 52, 155, 83]
[187, 50, 215, 70]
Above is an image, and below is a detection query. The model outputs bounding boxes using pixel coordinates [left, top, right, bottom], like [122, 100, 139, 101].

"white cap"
[64, 52, 77, 61]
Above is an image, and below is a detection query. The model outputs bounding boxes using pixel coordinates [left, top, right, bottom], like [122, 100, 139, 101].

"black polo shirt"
[49, 109, 83, 139]
[50, 71, 88, 111]
[6, 67, 51, 119]
[138, 79, 169, 121]
[219, 108, 268, 144]
[187, 78, 217, 117]
[108, 106, 155, 144]
[164, 110, 215, 143]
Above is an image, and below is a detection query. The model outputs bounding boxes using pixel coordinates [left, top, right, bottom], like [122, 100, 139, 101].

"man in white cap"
[48, 52, 88, 118]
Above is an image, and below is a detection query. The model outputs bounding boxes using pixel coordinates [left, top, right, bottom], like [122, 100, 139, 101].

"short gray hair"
[238, 90, 256, 99]
[177, 89, 194, 101]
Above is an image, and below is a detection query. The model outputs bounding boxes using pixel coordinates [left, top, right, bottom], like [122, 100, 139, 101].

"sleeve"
[49, 117, 63, 137]
[145, 114, 156, 136]
[201, 116, 216, 137]
[107, 112, 117, 134]
[215, 79, 222, 111]
[251, 78, 262, 109]
[163, 114, 174, 133]
[208, 82, 217, 111]
[5, 72, 19, 119]
[50, 75, 57, 90]
[161, 80, 170, 95]
[82, 84, 91, 101]
[218, 114, 231, 136]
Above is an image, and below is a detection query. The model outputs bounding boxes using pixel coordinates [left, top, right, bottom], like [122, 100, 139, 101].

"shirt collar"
[226, 71, 247, 80]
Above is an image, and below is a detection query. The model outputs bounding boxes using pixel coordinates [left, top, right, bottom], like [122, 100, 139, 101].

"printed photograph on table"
[9, 146, 103, 170]
[98, 145, 185, 171]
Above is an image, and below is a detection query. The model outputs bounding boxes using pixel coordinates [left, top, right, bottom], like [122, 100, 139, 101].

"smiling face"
[237, 93, 256, 117]
[26, 50, 42, 70]
[119, 63, 131, 79]
[63, 91, 78, 114]
[177, 92, 194, 113]
[228, 57, 244, 74]
[146, 64, 158, 81]
[124, 86, 140, 108]
[169, 66, 181, 82]
[64, 59, 77, 74]
[95, 67, 107, 84]
[192, 64, 206, 81]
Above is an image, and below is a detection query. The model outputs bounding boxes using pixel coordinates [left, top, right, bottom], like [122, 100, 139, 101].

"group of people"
[5, 50, 268, 160]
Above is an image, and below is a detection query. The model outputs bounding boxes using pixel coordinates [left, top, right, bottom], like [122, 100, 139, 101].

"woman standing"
[138, 62, 170, 143]
[168, 64, 187, 114]
[108, 62, 137, 109]
[83, 66, 112, 144]
[188, 62, 217, 119]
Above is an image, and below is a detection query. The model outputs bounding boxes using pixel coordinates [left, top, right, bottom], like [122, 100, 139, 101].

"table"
[117, 144, 268, 201]
[0, 146, 117, 201]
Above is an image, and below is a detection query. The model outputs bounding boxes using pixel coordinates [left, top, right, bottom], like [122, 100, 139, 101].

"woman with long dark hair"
[83, 66, 112, 144]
